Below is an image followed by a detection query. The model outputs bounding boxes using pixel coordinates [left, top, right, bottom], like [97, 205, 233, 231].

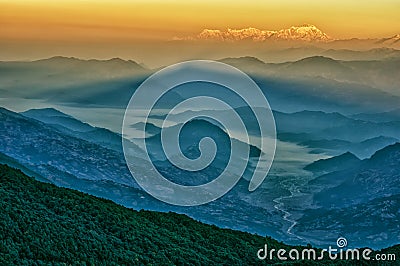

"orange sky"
[0, 0, 399, 64]
[1, 0, 399, 41]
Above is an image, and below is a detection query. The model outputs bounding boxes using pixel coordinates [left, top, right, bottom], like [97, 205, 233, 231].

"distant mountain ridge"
[219, 55, 400, 101]
[32, 56, 147, 70]
[304, 152, 361, 174]
[309, 141, 400, 208]
[177, 24, 332, 42]
[296, 142, 400, 248]
[175, 24, 400, 48]
[2, 55, 399, 109]
[376, 34, 400, 45]
[21, 108, 124, 152]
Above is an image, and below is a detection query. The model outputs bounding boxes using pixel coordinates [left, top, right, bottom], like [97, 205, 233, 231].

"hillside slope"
[0, 164, 290, 265]
[1, 164, 398, 265]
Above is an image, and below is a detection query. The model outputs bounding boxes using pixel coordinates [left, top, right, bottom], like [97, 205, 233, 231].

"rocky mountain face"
[1, 104, 399, 249]
[304, 152, 361, 174]
[295, 143, 400, 248]
[0, 107, 290, 242]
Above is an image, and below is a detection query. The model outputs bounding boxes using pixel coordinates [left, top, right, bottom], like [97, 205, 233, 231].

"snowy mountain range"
[176, 24, 332, 42]
[174, 24, 400, 48]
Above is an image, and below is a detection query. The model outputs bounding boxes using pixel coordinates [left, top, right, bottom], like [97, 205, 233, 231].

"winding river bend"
[272, 175, 314, 243]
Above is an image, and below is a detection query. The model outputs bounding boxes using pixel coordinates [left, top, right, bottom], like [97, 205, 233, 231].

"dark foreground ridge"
[0, 164, 398, 265]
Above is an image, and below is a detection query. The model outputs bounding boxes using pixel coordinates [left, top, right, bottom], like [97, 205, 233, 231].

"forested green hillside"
[0, 164, 398, 265]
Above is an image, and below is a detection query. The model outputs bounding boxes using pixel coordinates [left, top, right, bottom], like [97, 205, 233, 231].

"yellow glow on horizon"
[1, 0, 399, 42]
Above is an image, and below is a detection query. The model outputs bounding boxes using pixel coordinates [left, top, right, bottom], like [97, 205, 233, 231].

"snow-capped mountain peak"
[177, 24, 333, 42]
[275, 24, 332, 41]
